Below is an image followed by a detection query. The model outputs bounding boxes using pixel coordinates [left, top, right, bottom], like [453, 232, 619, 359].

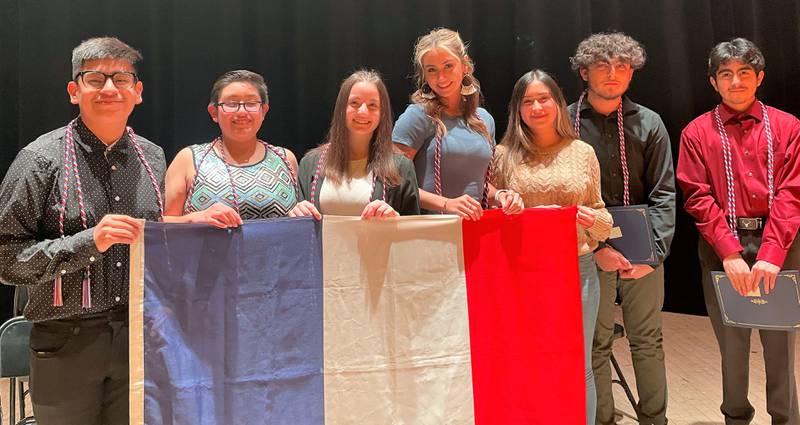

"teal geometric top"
[184, 142, 298, 219]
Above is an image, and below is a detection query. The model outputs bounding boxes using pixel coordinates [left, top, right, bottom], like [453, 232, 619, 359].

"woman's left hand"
[576, 205, 597, 229]
[497, 190, 524, 215]
[361, 200, 398, 219]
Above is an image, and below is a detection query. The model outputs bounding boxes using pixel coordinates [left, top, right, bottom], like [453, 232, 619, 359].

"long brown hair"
[410, 28, 491, 142]
[313, 70, 401, 186]
[495, 70, 576, 185]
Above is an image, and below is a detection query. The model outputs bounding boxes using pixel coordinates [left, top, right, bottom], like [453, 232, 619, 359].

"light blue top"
[392, 104, 495, 210]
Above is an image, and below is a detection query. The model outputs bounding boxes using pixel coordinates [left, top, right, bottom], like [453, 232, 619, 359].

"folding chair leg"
[610, 353, 638, 415]
[18, 380, 25, 422]
[9, 378, 16, 425]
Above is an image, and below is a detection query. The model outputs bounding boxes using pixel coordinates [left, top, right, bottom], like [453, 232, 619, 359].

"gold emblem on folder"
[750, 298, 768, 305]
[609, 227, 623, 239]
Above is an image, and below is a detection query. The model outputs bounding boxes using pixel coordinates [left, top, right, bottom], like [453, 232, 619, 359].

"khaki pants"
[593, 265, 668, 425]
[699, 230, 799, 425]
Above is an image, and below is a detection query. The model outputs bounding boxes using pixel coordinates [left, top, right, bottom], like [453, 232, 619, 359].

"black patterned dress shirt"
[0, 118, 165, 322]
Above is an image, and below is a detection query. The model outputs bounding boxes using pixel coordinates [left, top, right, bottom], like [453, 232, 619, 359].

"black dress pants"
[29, 309, 129, 425]
[699, 230, 799, 425]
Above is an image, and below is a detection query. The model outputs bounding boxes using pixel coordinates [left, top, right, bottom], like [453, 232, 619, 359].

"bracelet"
[443, 199, 449, 212]
[494, 189, 509, 203]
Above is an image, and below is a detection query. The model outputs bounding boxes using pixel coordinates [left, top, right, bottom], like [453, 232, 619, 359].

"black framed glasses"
[75, 71, 139, 89]
[215, 101, 264, 113]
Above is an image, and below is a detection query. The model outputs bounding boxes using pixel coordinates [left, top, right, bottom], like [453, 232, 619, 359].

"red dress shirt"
[677, 101, 800, 266]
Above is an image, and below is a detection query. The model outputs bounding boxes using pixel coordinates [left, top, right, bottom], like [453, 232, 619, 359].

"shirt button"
[744, 150, 750, 156]
[751, 194, 757, 198]
[115, 296, 121, 302]
[89, 256, 96, 262]
[61, 269, 67, 275]
[116, 262, 122, 268]
[114, 196, 120, 202]
[747, 171, 753, 177]
[111, 165, 117, 171]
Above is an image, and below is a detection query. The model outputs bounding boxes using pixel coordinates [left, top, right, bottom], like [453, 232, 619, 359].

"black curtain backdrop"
[2, 0, 800, 320]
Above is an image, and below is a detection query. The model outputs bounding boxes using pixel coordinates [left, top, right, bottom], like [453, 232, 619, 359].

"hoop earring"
[460, 74, 477, 96]
[420, 83, 437, 100]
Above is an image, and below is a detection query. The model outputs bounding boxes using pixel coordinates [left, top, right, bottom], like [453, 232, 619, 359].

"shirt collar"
[718, 100, 762, 125]
[580, 95, 638, 118]
[74, 117, 129, 153]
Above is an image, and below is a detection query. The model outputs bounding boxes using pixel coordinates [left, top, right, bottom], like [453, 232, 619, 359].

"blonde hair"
[410, 28, 491, 142]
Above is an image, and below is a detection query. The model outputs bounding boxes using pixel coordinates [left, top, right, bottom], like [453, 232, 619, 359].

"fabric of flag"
[463, 208, 585, 424]
[130, 208, 584, 424]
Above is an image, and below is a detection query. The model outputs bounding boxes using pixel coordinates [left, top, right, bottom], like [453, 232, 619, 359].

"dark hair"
[708, 38, 765, 78]
[71, 37, 142, 78]
[494, 70, 576, 187]
[570, 32, 646, 71]
[314, 70, 401, 186]
[209, 70, 269, 104]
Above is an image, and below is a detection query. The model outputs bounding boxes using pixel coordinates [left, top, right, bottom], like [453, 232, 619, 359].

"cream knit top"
[492, 139, 613, 255]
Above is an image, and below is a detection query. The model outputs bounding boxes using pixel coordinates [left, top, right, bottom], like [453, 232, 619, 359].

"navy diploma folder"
[712, 270, 800, 330]
[605, 205, 658, 265]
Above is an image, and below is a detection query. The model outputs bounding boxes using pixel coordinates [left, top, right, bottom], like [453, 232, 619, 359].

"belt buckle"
[738, 217, 761, 230]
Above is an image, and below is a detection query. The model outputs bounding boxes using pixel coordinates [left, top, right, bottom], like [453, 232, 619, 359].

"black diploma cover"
[712, 270, 800, 330]
[605, 205, 658, 265]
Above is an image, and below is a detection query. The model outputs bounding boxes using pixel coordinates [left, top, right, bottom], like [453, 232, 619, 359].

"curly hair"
[707, 38, 765, 78]
[570, 32, 646, 71]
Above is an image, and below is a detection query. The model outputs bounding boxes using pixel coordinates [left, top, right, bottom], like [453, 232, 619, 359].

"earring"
[461, 74, 477, 96]
[420, 83, 437, 100]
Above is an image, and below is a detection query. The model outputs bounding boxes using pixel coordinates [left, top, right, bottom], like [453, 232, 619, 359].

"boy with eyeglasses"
[0, 36, 164, 425]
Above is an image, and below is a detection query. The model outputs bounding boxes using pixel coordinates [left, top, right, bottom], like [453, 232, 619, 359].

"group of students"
[0, 26, 798, 425]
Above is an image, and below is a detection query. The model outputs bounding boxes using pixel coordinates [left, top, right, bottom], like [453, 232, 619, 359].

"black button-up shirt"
[0, 118, 165, 322]
[568, 97, 676, 264]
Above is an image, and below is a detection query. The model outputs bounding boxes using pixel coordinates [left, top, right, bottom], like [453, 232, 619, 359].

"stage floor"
[2, 309, 798, 424]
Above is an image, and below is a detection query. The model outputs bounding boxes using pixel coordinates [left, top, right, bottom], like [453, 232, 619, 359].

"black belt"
[736, 217, 765, 230]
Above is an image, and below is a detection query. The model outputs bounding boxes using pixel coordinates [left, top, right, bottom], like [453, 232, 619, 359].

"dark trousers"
[29, 309, 129, 425]
[593, 265, 668, 425]
[699, 230, 800, 425]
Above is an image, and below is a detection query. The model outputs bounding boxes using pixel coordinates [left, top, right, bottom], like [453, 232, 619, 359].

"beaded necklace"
[712, 101, 774, 239]
[574, 90, 631, 206]
[55, 118, 163, 308]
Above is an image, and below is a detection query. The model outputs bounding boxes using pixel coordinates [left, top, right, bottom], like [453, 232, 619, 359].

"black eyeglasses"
[215, 101, 264, 113]
[75, 71, 139, 89]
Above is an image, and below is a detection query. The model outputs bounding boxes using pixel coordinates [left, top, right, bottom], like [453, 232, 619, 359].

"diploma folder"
[605, 205, 658, 265]
[711, 270, 800, 330]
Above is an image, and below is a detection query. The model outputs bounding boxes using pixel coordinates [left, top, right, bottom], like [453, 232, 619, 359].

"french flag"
[129, 208, 584, 424]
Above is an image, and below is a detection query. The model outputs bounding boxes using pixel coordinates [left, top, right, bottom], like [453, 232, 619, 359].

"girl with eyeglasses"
[163, 70, 299, 226]
[290, 70, 420, 219]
